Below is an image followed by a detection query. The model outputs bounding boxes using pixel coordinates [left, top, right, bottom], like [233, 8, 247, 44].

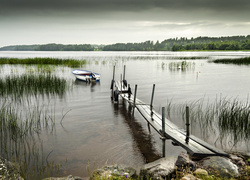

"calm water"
[1, 51, 250, 178]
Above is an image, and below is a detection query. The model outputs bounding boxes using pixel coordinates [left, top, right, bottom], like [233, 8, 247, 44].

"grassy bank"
[0, 57, 86, 67]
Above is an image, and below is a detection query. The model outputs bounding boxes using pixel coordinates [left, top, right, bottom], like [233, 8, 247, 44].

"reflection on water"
[113, 101, 161, 163]
[0, 51, 250, 178]
[74, 79, 100, 92]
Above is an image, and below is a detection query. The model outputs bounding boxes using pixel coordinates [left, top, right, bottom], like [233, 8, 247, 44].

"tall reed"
[168, 61, 195, 71]
[0, 98, 62, 179]
[0, 74, 68, 99]
[212, 57, 250, 65]
[165, 96, 250, 147]
[0, 57, 86, 68]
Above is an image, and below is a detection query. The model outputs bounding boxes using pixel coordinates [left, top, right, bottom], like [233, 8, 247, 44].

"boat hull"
[72, 70, 100, 82]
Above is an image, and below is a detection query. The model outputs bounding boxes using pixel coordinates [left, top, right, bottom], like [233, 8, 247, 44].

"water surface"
[0, 51, 250, 178]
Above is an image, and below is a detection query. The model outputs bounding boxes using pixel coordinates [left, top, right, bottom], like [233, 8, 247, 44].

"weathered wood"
[162, 107, 166, 157]
[111, 65, 115, 100]
[150, 84, 155, 118]
[123, 65, 126, 81]
[186, 106, 190, 144]
[114, 81, 229, 158]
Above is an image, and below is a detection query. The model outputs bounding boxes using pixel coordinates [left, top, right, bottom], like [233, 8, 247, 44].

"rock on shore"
[0, 157, 23, 180]
[1, 151, 250, 179]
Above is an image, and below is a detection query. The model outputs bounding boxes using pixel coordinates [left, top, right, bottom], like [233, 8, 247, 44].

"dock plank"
[114, 81, 228, 157]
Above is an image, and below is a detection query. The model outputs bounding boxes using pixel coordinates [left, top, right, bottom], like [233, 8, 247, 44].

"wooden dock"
[111, 77, 228, 158]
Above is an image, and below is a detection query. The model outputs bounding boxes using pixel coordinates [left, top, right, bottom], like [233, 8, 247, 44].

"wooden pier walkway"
[112, 80, 228, 158]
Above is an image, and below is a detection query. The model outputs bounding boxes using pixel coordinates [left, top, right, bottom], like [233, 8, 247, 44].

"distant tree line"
[1, 35, 250, 51]
[0, 43, 95, 51]
[104, 35, 250, 51]
[36, 43, 94, 51]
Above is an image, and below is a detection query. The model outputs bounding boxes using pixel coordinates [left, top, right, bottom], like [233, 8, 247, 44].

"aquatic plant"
[218, 98, 250, 142]
[168, 61, 195, 71]
[212, 57, 250, 65]
[165, 96, 250, 147]
[0, 57, 86, 68]
[0, 74, 68, 99]
[0, 98, 62, 179]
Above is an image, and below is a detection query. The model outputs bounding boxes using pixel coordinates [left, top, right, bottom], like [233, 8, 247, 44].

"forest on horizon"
[1, 35, 250, 51]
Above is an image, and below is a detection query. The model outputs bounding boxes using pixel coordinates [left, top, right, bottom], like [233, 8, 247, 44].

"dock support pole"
[185, 106, 190, 144]
[147, 123, 151, 134]
[120, 74, 122, 91]
[123, 65, 127, 88]
[128, 84, 131, 100]
[111, 65, 115, 101]
[133, 84, 137, 116]
[123, 65, 126, 81]
[162, 107, 166, 157]
[150, 84, 155, 119]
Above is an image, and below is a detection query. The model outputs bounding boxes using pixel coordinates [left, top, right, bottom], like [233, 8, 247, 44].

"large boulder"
[0, 157, 24, 180]
[175, 152, 196, 171]
[140, 157, 177, 180]
[200, 156, 239, 178]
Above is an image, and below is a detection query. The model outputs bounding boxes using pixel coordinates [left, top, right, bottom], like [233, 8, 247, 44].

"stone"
[200, 156, 239, 178]
[92, 164, 136, 179]
[0, 157, 24, 180]
[180, 174, 200, 180]
[43, 175, 86, 180]
[175, 152, 196, 170]
[140, 156, 177, 180]
[229, 154, 246, 167]
[193, 168, 208, 176]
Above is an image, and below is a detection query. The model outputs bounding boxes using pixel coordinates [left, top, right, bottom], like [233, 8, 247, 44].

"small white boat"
[72, 69, 100, 82]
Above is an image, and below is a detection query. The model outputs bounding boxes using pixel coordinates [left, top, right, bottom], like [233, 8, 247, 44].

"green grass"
[212, 57, 250, 65]
[0, 57, 86, 67]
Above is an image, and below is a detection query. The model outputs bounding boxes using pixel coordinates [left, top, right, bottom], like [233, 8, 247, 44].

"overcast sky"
[1, 0, 250, 47]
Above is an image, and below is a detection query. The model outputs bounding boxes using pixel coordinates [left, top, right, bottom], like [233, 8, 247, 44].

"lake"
[0, 51, 250, 178]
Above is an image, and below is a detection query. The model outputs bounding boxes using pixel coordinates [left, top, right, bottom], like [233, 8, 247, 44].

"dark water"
[0, 51, 250, 178]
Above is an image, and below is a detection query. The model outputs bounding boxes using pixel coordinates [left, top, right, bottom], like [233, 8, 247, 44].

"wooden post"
[111, 65, 115, 101]
[120, 74, 122, 91]
[162, 107, 166, 157]
[147, 123, 151, 134]
[185, 106, 190, 144]
[132, 84, 137, 115]
[150, 84, 155, 119]
[123, 65, 126, 81]
[128, 84, 131, 100]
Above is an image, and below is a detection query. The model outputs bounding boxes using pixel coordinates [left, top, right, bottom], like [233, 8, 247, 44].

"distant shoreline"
[1, 35, 250, 51]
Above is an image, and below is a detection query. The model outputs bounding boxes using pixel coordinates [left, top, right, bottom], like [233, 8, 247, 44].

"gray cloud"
[1, 0, 250, 14]
[0, 0, 250, 47]
[1, 0, 250, 23]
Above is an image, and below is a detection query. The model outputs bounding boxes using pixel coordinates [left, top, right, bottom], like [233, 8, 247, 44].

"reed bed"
[0, 57, 86, 67]
[212, 57, 250, 65]
[0, 98, 61, 179]
[165, 96, 250, 147]
[168, 61, 196, 71]
[0, 74, 68, 99]
[218, 98, 250, 142]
